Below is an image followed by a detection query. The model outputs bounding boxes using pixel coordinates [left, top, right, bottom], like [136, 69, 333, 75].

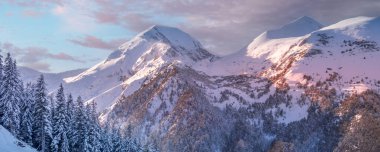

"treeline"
[0, 52, 157, 152]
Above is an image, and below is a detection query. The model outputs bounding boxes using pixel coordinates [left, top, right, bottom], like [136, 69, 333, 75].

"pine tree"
[0, 50, 3, 98]
[0, 53, 21, 135]
[32, 75, 52, 152]
[112, 127, 123, 152]
[100, 124, 113, 152]
[130, 141, 140, 152]
[145, 143, 159, 152]
[49, 95, 55, 135]
[19, 83, 35, 145]
[66, 94, 76, 151]
[73, 96, 89, 151]
[120, 125, 142, 152]
[0, 50, 3, 106]
[51, 84, 69, 152]
[86, 101, 102, 152]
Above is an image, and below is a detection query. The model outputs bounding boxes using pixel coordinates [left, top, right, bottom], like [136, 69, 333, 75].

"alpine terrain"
[19, 16, 380, 152]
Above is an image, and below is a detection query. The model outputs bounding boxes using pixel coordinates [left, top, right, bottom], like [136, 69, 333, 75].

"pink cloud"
[0, 42, 84, 71]
[6, 0, 63, 7]
[93, 11, 119, 24]
[69, 35, 126, 50]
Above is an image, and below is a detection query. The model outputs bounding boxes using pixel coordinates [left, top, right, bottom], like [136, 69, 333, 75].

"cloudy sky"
[0, 0, 379, 72]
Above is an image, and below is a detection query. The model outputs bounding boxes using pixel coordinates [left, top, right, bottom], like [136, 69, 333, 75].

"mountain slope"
[63, 25, 215, 111]
[194, 16, 380, 123]
[198, 16, 380, 92]
[32, 16, 380, 152]
[194, 16, 323, 76]
[18, 67, 85, 91]
[0, 126, 36, 152]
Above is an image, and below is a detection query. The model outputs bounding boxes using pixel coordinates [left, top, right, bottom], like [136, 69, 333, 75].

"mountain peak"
[266, 16, 323, 39]
[248, 16, 323, 47]
[320, 16, 380, 38]
[133, 25, 203, 52]
[111, 24, 214, 63]
[293, 16, 320, 24]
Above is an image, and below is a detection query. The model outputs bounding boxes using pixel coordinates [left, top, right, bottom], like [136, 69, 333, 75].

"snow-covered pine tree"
[120, 127, 143, 152]
[122, 136, 134, 152]
[13, 59, 25, 135]
[100, 124, 113, 152]
[130, 140, 141, 152]
[0, 50, 2, 122]
[32, 75, 52, 152]
[0, 49, 3, 104]
[51, 84, 69, 152]
[19, 83, 35, 145]
[66, 93, 76, 151]
[73, 96, 89, 151]
[116, 124, 143, 152]
[111, 127, 123, 152]
[86, 101, 102, 152]
[0, 53, 21, 135]
[49, 94, 55, 136]
[145, 143, 159, 152]
[139, 142, 159, 152]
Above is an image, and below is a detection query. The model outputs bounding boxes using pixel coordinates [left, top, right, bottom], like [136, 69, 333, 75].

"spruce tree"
[0, 53, 21, 135]
[0, 49, 3, 80]
[32, 75, 52, 152]
[19, 83, 35, 145]
[100, 124, 113, 152]
[86, 101, 101, 152]
[112, 128, 123, 152]
[73, 96, 88, 151]
[51, 84, 69, 152]
[49, 95, 55, 135]
[0, 50, 3, 109]
[66, 94, 76, 151]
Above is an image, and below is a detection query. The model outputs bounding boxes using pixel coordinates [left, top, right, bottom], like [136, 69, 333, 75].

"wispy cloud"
[4, 0, 380, 56]
[69, 35, 126, 50]
[0, 42, 84, 72]
[6, 0, 62, 7]
[87, 0, 380, 55]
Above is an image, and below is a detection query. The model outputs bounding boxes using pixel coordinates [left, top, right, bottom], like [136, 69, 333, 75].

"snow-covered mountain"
[18, 67, 85, 91]
[0, 126, 36, 152]
[62, 25, 215, 111]
[100, 16, 380, 151]
[198, 16, 380, 93]
[249, 16, 323, 46]
[18, 16, 380, 151]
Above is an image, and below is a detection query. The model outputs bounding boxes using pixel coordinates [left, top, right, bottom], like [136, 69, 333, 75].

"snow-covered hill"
[0, 126, 36, 152]
[18, 66, 84, 91]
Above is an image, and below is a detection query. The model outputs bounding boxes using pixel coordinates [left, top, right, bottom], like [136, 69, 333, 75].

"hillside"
[0, 126, 36, 152]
